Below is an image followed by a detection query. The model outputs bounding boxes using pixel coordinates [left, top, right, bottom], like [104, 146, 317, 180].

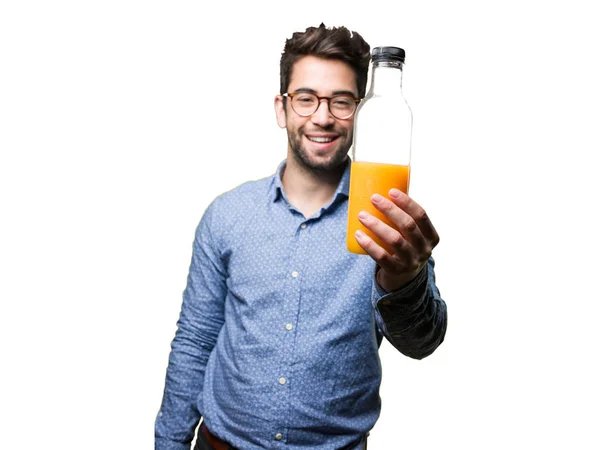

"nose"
[310, 99, 335, 127]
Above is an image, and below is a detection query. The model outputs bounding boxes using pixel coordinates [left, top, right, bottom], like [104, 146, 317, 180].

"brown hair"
[280, 23, 371, 98]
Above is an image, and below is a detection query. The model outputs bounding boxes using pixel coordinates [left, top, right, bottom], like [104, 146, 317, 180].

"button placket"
[274, 216, 305, 442]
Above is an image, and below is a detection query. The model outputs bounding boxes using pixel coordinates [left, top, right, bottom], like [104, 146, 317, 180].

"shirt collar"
[271, 160, 287, 203]
[270, 158, 351, 204]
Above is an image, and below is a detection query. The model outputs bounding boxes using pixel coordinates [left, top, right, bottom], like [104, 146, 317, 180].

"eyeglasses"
[282, 92, 361, 120]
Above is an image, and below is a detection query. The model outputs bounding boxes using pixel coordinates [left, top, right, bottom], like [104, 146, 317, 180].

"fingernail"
[372, 194, 383, 203]
[355, 230, 365, 239]
[358, 211, 368, 220]
[389, 189, 401, 198]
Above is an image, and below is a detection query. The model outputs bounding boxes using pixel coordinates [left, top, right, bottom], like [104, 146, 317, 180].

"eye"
[295, 94, 316, 104]
[332, 97, 353, 108]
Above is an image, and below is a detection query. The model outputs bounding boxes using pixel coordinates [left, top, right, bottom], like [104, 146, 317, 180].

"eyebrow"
[292, 87, 359, 97]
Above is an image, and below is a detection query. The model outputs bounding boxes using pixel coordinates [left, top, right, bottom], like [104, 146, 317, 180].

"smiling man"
[155, 24, 447, 450]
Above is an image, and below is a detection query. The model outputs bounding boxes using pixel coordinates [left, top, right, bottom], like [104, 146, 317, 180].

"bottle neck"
[368, 61, 403, 95]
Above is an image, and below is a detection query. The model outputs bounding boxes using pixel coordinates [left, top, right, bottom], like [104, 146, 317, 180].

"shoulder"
[199, 176, 273, 230]
[211, 176, 272, 212]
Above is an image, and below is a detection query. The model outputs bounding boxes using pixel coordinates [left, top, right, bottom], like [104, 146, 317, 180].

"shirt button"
[275, 433, 283, 440]
[279, 377, 287, 385]
[285, 323, 293, 331]
[291, 271, 299, 278]
[300, 223, 307, 229]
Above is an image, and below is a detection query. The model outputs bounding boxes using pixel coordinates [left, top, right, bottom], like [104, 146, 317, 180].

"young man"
[156, 24, 447, 450]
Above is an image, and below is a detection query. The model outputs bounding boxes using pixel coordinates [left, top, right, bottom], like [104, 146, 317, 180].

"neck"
[281, 153, 346, 219]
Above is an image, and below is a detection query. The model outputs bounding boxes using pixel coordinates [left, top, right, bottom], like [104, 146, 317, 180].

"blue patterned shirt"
[155, 160, 447, 450]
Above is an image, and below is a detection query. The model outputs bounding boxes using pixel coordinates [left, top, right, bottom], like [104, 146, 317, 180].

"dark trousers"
[194, 422, 236, 450]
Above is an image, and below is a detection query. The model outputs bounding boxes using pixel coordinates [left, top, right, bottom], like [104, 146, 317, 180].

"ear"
[274, 95, 287, 129]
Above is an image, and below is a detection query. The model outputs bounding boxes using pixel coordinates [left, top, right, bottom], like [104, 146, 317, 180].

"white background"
[1, 1, 599, 449]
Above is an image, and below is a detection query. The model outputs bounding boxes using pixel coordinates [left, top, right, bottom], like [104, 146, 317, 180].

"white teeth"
[308, 136, 334, 143]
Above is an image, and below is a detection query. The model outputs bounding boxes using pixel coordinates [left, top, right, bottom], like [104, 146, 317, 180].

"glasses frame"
[282, 92, 362, 120]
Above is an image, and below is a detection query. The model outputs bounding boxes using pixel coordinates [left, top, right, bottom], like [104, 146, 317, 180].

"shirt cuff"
[372, 263, 428, 309]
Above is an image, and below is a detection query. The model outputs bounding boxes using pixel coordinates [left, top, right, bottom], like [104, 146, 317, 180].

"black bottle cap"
[372, 46, 405, 63]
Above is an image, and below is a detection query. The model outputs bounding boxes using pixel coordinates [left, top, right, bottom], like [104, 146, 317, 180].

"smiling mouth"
[306, 136, 337, 143]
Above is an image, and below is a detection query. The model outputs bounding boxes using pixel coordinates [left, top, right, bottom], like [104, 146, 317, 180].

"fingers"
[367, 193, 433, 254]
[354, 226, 423, 286]
[388, 189, 440, 247]
[357, 210, 416, 259]
[356, 190, 438, 268]
[353, 229, 406, 273]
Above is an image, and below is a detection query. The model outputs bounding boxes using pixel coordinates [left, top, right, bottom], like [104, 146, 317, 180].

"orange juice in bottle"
[347, 161, 410, 254]
[347, 46, 412, 254]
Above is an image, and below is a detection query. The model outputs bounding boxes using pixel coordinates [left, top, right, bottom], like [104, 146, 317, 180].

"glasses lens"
[291, 93, 318, 116]
[329, 95, 357, 119]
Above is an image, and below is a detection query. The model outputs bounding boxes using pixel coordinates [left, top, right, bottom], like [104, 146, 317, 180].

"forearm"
[155, 297, 223, 449]
[373, 258, 447, 359]
[156, 205, 227, 449]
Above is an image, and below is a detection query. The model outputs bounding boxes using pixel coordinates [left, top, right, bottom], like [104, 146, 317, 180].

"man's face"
[275, 56, 358, 173]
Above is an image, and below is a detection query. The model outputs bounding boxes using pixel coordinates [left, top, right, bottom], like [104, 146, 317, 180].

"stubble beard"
[288, 126, 352, 173]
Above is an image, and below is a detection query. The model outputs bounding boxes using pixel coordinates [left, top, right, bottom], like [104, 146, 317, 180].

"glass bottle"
[347, 46, 413, 254]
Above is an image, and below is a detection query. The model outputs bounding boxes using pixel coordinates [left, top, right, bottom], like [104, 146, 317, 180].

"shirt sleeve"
[371, 257, 447, 360]
[155, 203, 227, 450]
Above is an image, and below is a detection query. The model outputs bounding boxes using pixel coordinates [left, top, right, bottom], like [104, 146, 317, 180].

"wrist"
[376, 263, 425, 293]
